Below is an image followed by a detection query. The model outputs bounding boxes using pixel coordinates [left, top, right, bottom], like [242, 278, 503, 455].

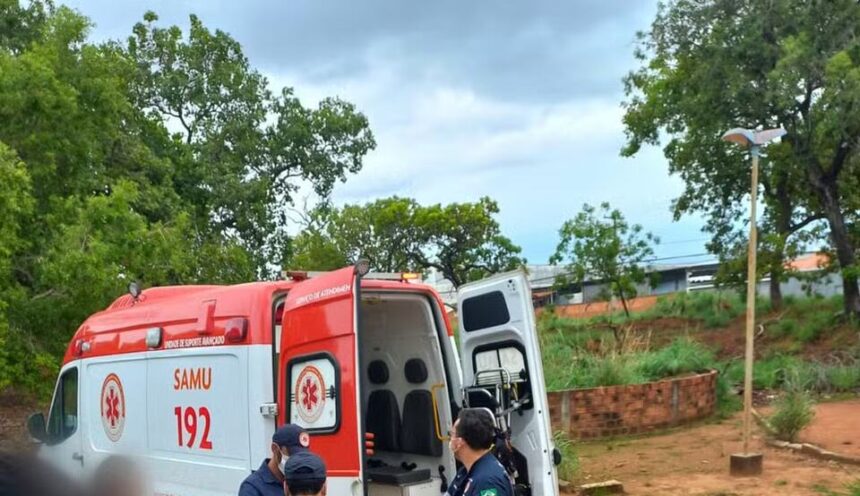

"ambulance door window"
[286, 353, 340, 433]
[46, 368, 78, 444]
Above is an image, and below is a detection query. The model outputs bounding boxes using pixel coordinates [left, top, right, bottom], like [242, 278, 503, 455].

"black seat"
[366, 466, 432, 485]
[365, 360, 401, 452]
[399, 358, 443, 457]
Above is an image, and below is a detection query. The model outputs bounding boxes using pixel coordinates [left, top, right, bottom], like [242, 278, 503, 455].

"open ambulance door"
[456, 270, 559, 496]
[278, 264, 368, 496]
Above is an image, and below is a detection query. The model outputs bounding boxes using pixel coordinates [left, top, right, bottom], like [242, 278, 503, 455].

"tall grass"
[542, 337, 715, 390]
[769, 376, 815, 443]
[649, 291, 746, 327]
[552, 430, 580, 482]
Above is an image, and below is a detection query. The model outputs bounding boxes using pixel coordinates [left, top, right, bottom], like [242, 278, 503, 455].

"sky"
[62, 0, 711, 265]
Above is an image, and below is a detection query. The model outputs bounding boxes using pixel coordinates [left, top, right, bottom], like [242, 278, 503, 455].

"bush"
[0, 322, 58, 400]
[826, 365, 860, 392]
[773, 318, 799, 338]
[637, 338, 714, 380]
[769, 389, 815, 442]
[796, 311, 832, 343]
[650, 291, 745, 327]
[552, 430, 580, 482]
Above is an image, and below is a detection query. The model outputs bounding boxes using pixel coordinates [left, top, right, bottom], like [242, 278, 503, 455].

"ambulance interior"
[359, 292, 458, 494]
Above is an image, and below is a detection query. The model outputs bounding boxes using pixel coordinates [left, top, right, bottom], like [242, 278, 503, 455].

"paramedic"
[446, 409, 514, 496]
[282, 451, 327, 496]
[239, 424, 312, 496]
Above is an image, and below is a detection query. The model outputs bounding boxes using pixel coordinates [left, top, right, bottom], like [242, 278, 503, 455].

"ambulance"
[27, 263, 560, 496]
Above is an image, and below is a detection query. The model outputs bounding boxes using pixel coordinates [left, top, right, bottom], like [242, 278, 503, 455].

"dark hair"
[455, 408, 496, 450]
[285, 479, 325, 495]
[0, 450, 85, 496]
[90, 455, 144, 496]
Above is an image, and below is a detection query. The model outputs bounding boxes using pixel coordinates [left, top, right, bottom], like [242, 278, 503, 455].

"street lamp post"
[722, 127, 786, 476]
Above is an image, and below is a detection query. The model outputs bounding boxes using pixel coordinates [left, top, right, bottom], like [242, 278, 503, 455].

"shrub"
[637, 338, 714, 380]
[769, 389, 815, 442]
[552, 430, 580, 482]
[826, 366, 860, 392]
[773, 318, 799, 338]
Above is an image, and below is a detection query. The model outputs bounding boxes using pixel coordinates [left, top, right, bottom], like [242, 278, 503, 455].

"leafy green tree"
[0, 0, 50, 54]
[550, 203, 659, 317]
[622, 0, 860, 317]
[0, 2, 375, 397]
[289, 197, 524, 288]
[413, 197, 524, 288]
[126, 12, 376, 274]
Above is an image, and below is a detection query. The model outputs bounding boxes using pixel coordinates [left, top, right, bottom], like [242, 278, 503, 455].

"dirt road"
[570, 408, 859, 495]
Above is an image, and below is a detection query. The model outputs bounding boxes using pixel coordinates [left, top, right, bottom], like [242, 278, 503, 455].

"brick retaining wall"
[548, 370, 718, 440]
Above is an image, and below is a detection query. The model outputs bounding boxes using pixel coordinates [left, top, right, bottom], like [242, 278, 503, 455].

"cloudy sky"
[64, 0, 710, 264]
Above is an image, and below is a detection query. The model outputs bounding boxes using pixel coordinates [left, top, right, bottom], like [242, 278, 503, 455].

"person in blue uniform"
[446, 408, 513, 496]
[239, 424, 312, 496]
[282, 451, 327, 496]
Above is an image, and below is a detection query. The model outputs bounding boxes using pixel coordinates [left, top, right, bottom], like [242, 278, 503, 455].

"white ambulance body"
[29, 266, 559, 496]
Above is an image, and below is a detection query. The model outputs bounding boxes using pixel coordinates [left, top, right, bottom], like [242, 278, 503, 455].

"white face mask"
[278, 451, 289, 474]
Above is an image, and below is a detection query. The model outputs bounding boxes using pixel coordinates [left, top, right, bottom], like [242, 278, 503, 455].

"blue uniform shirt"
[238, 459, 284, 496]
[446, 452, 513, 496]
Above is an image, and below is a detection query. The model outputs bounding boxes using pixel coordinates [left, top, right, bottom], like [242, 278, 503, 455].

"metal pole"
[743, 148, 760, 454]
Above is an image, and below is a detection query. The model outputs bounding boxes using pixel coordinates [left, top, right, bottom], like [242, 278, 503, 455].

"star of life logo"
[100, 373, 126, 442]
[295, 365, 326, 424]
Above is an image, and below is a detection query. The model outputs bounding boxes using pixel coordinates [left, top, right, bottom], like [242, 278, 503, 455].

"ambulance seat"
[366, 360, 401, 452]
[399, 358, 442, 457]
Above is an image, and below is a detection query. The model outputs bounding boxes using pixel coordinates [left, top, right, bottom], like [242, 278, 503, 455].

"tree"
[126, 12, 376, 275]
[0, 2, 375, 397]
[622, 0, 860, 317]
[550, 203, 659, 317]
[412, 197, 524, 288]
[288, 197, 525, 288]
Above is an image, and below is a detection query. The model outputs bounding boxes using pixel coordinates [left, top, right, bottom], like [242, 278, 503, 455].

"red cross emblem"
[100, 374, 125, 442]
[294, 366, 325, 424]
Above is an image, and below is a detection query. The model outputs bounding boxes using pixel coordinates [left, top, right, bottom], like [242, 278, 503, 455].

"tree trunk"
[813, 177, 860, 317]
[769, 274, 783, 311]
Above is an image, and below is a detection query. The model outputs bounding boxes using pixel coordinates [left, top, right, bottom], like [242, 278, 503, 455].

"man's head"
[271, 424, 311, 475]
[448, 408, 496, 461]
[282, 451, 327, 496]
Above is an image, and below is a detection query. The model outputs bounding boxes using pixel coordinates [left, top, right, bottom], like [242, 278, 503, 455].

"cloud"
[62, 0, 708, 262]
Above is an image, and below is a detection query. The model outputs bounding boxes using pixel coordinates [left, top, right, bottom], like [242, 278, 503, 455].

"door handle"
[72, 452, 84, 466]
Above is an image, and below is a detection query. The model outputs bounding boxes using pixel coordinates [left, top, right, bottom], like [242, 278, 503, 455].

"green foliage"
[769, 388, 815, 443]
[825, 365, 860, 392]
[0, 3, 374, 398]
[637, 338, 714, 379]
[623, 0, 860, 316]
[552, 430, 580, 482]
[126, 12, 375, 274]
[651, 291, 745, 327]
[289, 196, 524, 288]
[550, 202, 659, 317]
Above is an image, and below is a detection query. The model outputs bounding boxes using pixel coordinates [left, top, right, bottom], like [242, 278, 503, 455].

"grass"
[647, 291, 746, 328]
[552, 430, 580, 482]
[769, 386, 815, 442]
[541, 337, 715, 390]
[815, 480, 860, 496]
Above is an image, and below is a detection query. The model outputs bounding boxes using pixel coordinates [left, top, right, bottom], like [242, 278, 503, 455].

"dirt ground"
[565, 404, 860, 496]
[799, 399, 860, 458]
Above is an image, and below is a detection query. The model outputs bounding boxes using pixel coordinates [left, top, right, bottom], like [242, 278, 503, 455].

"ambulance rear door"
[279, 265, 365, 496]
[456, 270, 559, 496]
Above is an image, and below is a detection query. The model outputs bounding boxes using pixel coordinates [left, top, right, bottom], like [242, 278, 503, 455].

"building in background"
[423, 253, 839, 310]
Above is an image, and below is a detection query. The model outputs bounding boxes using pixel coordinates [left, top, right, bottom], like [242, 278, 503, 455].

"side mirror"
[27, 413, 47, 443]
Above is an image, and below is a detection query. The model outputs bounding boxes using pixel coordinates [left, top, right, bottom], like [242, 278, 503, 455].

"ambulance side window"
[46, 368, 78, 444]
[286, 354, 340, 433]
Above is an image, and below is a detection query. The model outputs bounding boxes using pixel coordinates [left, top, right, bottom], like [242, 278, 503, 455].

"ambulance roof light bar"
[281, 269, 422, 283]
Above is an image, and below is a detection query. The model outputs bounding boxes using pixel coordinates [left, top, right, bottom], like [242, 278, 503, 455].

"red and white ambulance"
[28, 264, 559, 496]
